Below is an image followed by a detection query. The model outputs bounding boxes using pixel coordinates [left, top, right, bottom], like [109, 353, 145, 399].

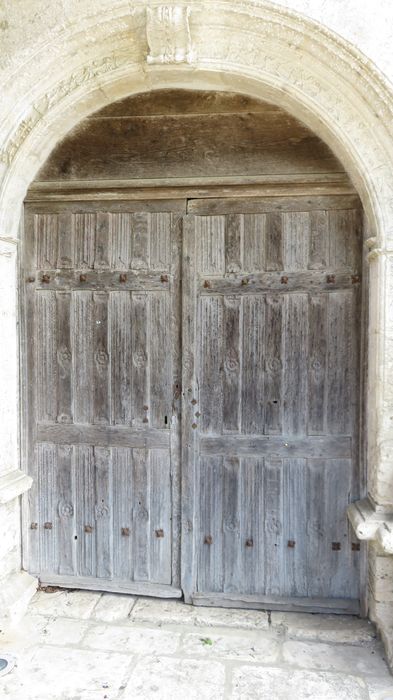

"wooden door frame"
[20, 180, 368, 612]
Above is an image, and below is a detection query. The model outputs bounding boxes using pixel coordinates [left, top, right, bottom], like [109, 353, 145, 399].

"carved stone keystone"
[146, 6, 194, 64]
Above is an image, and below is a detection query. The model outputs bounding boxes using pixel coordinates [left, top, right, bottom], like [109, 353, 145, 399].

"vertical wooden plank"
[132, 448, 150, 581]
[181, 215, 199, 601]
[27, 447, 40, 575]
[150, 292, 171, 429]
[57, 444, 75, 576]
[225, 214, 242, 273]
[282, 212, 310, 271]
[196, 215, 225, 274]
[75, 445, 96, 577]
[57, 211, 74, 269]
[241, 295, 264, 434]
[326, 291, 352, 434]
[72, 291, 94, 424]
[169, 213, 182, 588]
[94, 212, 110, 269]
[93, 292, 110, 424]
[199, 296, 223, 434]
[282, 458, 308, 597]
[110, 291, 131, 425]
[197, 457, 224, 593]
[324, 459, 356, 598]
[110, 213, 131, 270]
[38, 443, 57, 574]
[223, 296, 241, 432]
[36, 291, 57, 421]
[112, 448, 133, 580]
[150, 212, 171, 271]
[308, 293, 328, 434]
[94, 447, 113, 579]
[131, 293, 149, 427]
[34, 213, 58, 268]
[328, 209, 362, 272]
[150, 449, 172, 584]
[265, 212, 283, 271]
[282, 293, 308, 435]
[222, 457, 241, 593]
[308, 210, 328, 270]
[264, 295, 283, 434]
[242, 214, 265, 272]
[240, 458, 263, 594]
[131, 212, 149, 269]
[306, 459, 327, 597]
[73, 213, 96, 268]
[56, 292, 72, 424]
[263, 458, 283, 595]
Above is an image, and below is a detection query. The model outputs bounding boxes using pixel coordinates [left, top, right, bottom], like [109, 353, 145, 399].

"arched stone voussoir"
[0, 1, 393, 246]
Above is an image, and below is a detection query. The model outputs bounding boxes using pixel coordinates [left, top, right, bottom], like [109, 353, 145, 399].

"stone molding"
[348, 498, 393, 555]
[0, 470, 32, 505]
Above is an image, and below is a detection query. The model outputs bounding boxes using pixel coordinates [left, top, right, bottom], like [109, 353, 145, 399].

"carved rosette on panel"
[146, 6, 195, 64]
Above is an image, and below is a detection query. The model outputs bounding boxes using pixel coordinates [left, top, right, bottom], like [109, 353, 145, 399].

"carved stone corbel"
[146, 6, 194, 64]
[348, 497, 393, 554]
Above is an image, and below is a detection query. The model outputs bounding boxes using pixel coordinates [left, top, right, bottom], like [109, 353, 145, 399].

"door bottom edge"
[191, 592, 360, 615]
[38, 574, 183, 599]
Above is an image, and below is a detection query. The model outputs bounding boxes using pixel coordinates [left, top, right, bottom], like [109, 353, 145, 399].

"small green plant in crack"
[200, 637, 213, 646]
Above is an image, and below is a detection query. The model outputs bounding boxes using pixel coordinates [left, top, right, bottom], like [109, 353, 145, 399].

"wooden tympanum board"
[22, 194, 363, 612]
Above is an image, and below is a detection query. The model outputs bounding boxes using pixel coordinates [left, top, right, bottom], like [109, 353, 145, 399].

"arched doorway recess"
[0, 0, 393, 663]
[22, 89, 365, 614]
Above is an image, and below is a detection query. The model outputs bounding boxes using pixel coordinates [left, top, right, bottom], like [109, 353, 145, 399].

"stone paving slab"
[130, 597, 269, 629]
[0, 645, 131, 700]
[181, 629, 281, 662]
[29, 589, 102, 619]
[271, 611, 378, 645]
[82, 622, 182, 655]
[231, 666, 368, 700]
[283, 639, 389, 676]
[121, 656, 226, 699]
[91, 593, 136, 622]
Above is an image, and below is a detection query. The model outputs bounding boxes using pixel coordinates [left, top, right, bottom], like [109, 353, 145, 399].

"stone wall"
[0, 0, 393, 663]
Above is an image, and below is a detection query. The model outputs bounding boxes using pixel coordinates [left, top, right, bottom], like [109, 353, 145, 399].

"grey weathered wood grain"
[197, 457, 224, 593]
[94, 447, 113, 579]
[132, 448, 150, 582]
[198, 271, 359, 295]
[110, 291, 132, 425]
[264, 295, 283, 434]
[241, 296, 264, 434]
[112, 448, 133, 580]
[93, 292, 110, 425]
[223, 296, 241, 432]
[150, 449, 172, 584]
[191, 593, 359, 614]
[36, 291, 58, 422]
[222, 457, 242, 593]
[35, 103, 344, 182]
[37, 423, 170, 448]
[199, 435, 351, 457]
[188, 195, 360, 215]
[57, 444, 75, 576]
[308, 294, 328, 434]
[72, 292, 94, 424]
[263, 457, 284, 596]
[56, 292, 73, 424]
[33, 270, 172, 292]
[282, 293, 308, 435]
[131, 292, 149, 427]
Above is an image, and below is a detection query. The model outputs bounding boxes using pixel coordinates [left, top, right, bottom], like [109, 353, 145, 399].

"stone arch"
[1, 0, 393, 660]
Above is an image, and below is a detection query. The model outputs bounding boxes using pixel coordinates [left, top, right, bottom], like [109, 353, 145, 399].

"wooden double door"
[23, 194, 363, 613]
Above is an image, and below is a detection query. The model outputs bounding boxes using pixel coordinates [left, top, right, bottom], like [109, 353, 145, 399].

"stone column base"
[0, 570, 38, 630]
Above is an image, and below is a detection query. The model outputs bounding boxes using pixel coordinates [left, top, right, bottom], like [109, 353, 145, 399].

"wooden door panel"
[182, 197, 363, 613]
[23, 202, 183, 596]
